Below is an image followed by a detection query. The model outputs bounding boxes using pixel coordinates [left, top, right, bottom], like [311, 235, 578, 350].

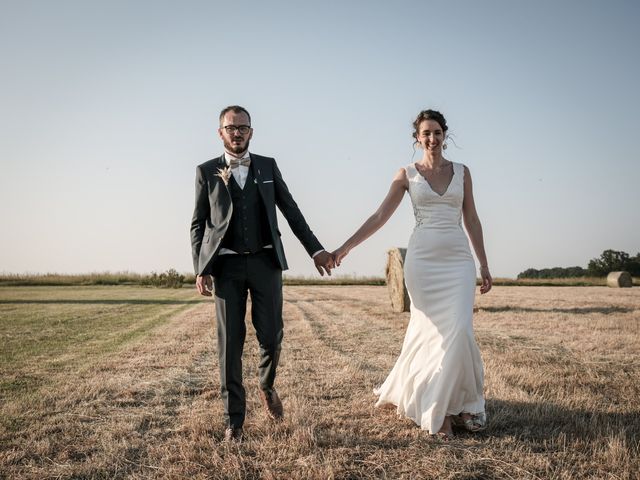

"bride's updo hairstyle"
[412, 109, 448, 144]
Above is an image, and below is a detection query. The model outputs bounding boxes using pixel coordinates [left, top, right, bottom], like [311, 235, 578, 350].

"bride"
[333, 109, 492, 438]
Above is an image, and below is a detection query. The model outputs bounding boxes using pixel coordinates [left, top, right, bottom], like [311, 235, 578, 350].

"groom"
[190, 105, 334, 442]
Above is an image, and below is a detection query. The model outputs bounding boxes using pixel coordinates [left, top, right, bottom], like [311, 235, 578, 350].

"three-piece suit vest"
[219, 169, 271, 254]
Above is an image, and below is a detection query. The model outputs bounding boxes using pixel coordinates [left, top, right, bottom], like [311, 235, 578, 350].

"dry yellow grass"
[1, 285, 638, 479]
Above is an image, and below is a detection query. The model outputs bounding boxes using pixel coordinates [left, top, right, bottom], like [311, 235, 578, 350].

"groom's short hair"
[219, 105, 251, 126]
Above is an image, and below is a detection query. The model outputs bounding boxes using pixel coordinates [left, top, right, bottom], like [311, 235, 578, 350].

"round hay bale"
[386, 248, 410, 312]
[607, 271, 632, 288]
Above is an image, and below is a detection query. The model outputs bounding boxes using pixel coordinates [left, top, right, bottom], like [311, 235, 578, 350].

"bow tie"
[229, 158, 251, 169]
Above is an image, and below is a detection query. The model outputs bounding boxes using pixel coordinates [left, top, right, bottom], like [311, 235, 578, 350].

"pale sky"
[1, 0, 639, 278]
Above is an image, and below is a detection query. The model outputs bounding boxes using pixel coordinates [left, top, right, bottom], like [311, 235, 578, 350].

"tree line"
[518, 249, 640, 279]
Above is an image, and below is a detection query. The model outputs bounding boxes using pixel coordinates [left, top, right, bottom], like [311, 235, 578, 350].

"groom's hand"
[196, 274, 213, 296]
[313, 251, 335, 276]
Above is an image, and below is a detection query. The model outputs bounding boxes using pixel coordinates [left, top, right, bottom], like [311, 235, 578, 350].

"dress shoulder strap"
[452, 161, 465, 179]
[405, 162, 417, 178]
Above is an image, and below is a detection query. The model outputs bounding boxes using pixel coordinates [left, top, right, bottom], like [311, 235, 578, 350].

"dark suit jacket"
[190, 153, 323, 276]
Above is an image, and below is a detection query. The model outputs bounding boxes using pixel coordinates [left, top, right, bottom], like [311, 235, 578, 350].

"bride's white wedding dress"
[374, 161, 485, 433]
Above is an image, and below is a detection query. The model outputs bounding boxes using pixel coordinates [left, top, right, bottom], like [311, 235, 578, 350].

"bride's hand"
[332, 246, 349, 266]
[479, 266, 492, 294]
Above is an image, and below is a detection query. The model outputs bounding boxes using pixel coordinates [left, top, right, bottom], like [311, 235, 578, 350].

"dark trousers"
[212, 250, 283, 428]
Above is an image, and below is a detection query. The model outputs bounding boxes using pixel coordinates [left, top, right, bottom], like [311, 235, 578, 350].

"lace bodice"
[406, 162, 465, 229]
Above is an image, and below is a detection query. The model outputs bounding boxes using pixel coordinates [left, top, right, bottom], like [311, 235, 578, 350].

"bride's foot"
[453, 412, 487, 432]
[435, 416, 454, 439]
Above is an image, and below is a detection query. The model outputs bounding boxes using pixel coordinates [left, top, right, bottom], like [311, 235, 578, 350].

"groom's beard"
[224, 137, 250, 155]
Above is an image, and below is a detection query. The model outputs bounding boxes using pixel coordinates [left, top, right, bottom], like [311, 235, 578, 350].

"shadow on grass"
[307, 398, 640, 457]
[483, 398, 640, 450]
[0, 299, 202, 305]
[479, 306, 633, 314]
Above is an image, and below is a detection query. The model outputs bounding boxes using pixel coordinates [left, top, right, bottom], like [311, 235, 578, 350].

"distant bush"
[518, 266, 588, 279]
[519, 249, 640, 279]
[0, 271, 191, 287]
[495, 276, 611, 286]
[282, 275, 385, 286]
[142, 269, 185, 288]
[0, 272, 147, 286]
[587, 249, 640, 277]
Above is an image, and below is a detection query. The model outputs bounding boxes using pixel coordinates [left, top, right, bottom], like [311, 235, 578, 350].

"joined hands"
[313, 251, 335, 276]
[313, 246, 350, 276]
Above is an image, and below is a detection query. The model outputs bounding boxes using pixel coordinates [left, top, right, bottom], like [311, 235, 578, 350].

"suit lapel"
[216, 154, 226, 173]
[213, 154, 232, 210]
[212, 155, 227, 183]
[250, 154, 264, 197]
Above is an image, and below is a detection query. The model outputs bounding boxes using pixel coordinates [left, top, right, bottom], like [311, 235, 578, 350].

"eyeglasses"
[222, 125, 251, 134]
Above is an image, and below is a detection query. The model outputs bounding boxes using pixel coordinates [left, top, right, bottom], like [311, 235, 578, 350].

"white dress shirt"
[224, 151, 250, 189]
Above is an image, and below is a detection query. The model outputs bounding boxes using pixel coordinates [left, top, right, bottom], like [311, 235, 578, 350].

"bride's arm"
[333, 168, 408, 265]
[461, 165, 492, 294]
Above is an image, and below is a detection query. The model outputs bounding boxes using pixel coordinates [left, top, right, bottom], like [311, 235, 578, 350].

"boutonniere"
[216, 166, 232, 186]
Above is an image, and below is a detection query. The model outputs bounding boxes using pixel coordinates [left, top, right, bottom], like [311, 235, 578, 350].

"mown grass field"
[0, 285, 638, 479]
